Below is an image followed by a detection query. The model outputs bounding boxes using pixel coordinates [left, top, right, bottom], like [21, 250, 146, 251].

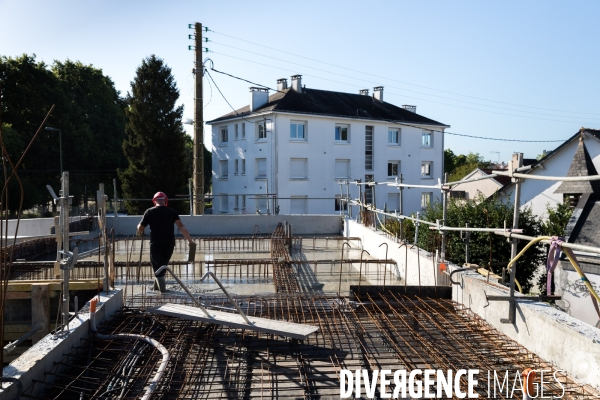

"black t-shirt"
[139, 206, 180, 245]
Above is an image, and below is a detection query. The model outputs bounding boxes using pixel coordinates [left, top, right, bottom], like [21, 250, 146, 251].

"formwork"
[6, 226, 600, 399]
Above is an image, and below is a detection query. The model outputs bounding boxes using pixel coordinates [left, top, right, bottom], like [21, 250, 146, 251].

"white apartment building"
[207, 75, 449, 215]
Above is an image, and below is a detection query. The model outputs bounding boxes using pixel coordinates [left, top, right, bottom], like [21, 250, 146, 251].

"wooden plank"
[5, 292, 31, 300]
[477, 268, 501, 281]
[148, 303, 319, 340]
[6, 279, 102, 292]
[31, 283, 50, 343]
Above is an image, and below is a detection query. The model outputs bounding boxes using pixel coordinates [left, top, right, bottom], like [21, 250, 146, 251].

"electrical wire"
[204, 68, 256, 125]
[204, 63, 572, 143]
[209, 40, 600, 122]
[209, 51, 600, 125]
[209, 29, 600, 117]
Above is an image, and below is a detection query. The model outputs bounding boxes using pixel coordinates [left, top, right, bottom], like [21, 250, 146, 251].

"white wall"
[344, 218, 439, 286]
[108, 214, 342, 236]
[211, 112, 445, 217]
[501, 136, 600, 218]
[555, 266, 600, 328]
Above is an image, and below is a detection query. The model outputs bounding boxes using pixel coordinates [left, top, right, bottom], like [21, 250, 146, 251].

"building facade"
[207, 76, 449, 215]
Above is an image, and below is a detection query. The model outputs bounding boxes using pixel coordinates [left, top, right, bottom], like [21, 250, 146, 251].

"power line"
[209, 30, 600, 117]
[204, 65, 570, 143]
[445, 132, 565, 142]
[210, 51, 600, 125]
[204, 68, 255, 125]
[210, 40, 600, 122]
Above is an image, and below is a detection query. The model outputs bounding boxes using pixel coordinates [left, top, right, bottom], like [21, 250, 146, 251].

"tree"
[386, 194, 545, 293]
[119, 55, 189, 215]
[0, 55, 127, 214]
[444, 150, 490, 182]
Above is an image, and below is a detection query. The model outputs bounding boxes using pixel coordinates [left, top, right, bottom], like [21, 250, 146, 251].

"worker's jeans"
[150, 242, 174, 278]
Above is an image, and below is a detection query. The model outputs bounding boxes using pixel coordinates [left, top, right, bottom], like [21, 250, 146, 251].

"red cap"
[152, 191, 168, 206]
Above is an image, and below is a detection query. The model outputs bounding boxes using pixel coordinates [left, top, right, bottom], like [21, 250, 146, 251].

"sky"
[1, 0, 599, 163]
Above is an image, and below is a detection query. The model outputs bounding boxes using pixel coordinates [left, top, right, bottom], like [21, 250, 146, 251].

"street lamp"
[45, 127, 63, 175]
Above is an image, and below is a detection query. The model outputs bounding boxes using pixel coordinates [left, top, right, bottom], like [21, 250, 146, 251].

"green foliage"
[540, 202, 573, 237]
[387, 194, 544, 293]
[444, 149, 490, 182]
[118, 55, 190, 215]
[0, 55, 126, 213]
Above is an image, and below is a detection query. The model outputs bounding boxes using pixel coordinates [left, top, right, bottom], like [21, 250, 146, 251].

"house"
[498, 128, 600, 218]
[206, 75, 449, 215]
[450, 168, 511, 200]
[553, 136, 600, 327]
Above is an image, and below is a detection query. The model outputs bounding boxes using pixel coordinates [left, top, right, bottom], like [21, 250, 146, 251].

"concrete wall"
[5, 217, 55, 237]
[211, 111, 445, 216]
[344, 218, 438, 286]
[451, 267, 600, 390]
[2, 290, 123, 399]
[108, 214, 342, 236]
[555, 266, 600, 328]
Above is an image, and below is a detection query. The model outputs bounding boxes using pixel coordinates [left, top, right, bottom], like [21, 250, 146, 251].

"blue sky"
[2, 0, 599, 163]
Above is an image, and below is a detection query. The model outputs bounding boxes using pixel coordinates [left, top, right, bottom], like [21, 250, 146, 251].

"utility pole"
[194, 22, 205, 214]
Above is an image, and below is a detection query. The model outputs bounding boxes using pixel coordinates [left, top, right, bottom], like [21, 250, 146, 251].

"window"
[290, 121, 306, 140]
[334, 159, 350, 179]
[234, 195, 239, 210]
[421, 162, 432, 178]
[220, 194, 228, 212]
[365, 126, 373, 170]
[241, 195, 246, 211]
[365, 174, 374, 205]
[234, 159, 239, 175]
[388, 128, 400, 145]
[387, 161, 400, 178]
[256, 158, 266, 179]
[234, 124, 239, 140]
[241, 159, 246, 175]
[290, 196, 308, 214]
[334, 195, 348, 211]
[290, 158, 308, 179]
[422, 130, 432, 147]
[257, 122, 267, 140]
[335, 124, 349, 142]
[220, 127, 228, 144]
[387, 193, 400, 212]
[219, 160, 228, 179]
[421, 192, 432, 208]
[241, 123, 246, 139]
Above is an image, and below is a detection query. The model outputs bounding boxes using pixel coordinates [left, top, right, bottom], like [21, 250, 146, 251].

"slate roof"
[207, 88, 448, 126]
[561, 195, 600, 273]
[555, 135, 600, 194]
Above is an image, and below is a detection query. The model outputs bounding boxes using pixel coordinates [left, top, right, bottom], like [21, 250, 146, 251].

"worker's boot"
[153, 276, 167, 293]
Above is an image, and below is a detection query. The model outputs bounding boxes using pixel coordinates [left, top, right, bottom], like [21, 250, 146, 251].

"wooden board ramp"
[148, 303, 319, 340]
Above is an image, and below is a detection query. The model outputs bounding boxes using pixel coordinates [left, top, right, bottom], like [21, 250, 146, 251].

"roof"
[498, 128, 600, 195]
[207, 88, 448, 126]
[562, 195, 600, 271]
[554, 136, 600, 194]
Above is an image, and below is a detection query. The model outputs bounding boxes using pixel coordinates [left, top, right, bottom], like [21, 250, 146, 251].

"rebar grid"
[22, 294, 599, 399]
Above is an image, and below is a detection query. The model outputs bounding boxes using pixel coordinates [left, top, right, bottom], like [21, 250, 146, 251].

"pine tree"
[119, 55, 189, 214]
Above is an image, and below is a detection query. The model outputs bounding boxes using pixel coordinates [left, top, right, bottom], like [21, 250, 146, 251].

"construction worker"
[137, 192, 194, 292]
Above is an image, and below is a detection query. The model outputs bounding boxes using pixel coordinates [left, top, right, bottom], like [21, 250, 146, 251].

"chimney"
[373, 86, 383, 102]
[402, 105, 417, 113]
[277, 78, 288, 91]
[291, 75, 302, 93]
[359, 89, 369, 96]
[249, 87, 269, 112]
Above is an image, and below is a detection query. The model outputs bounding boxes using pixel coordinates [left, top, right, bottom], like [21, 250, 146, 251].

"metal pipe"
[494, 170, 600, 182]
[3, 324, 42, 356]
[200, 271, 252, 324]
[154, 266, 211, 317]
[494, 231, 600, 255]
